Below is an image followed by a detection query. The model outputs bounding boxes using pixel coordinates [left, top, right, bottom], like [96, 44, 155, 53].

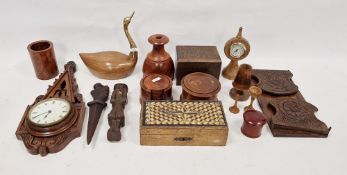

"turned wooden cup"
[27, 40, 58, 80]
[230, 64, 252, 101]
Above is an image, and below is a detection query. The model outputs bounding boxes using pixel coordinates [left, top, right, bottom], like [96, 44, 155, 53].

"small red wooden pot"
[241, 110, 267, 138]
[181, 72, 221, 100]
[140, 73, 173, 104]
[27, 40, 59, 80]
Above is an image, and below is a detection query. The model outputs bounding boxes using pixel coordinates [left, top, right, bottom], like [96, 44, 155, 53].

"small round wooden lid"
[243, 110, 267, 126]
[181, 72, 221, 97]
[141, 73, 172, 92]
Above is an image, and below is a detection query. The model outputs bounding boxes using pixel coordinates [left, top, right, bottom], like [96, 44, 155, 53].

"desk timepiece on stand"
[222, 27, 250, 80]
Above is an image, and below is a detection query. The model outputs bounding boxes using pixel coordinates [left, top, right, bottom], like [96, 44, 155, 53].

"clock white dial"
[230, 43, 246, 58]
[28, 98, 71, 126]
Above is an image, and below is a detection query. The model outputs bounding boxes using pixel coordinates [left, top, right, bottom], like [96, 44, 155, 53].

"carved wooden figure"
[87, 83, 109, 145]
[15, 61, 85, 156]
[107, 84, 128, 142]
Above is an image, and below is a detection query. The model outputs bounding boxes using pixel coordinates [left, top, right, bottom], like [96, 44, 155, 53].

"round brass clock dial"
[224, 27, 250, 61]
[28, 98, 71, 127]
[222, 27, 251, 80]
[230, 43, 246, 58]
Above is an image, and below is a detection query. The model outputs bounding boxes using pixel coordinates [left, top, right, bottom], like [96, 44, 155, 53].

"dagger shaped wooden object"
[87, 83, 110, 145]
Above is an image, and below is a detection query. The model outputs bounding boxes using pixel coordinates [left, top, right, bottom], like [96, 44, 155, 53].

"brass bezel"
[224, 27, 250, 61]
[28, 98, 71, 127]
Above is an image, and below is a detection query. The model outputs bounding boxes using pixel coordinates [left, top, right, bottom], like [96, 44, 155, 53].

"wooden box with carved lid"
[176, 46, 222, 85]
[181, 72, 221, 100]
[140, 101, 228, 146]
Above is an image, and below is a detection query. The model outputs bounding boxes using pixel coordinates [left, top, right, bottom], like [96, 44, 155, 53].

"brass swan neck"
[79, 12, 138, 80]
[123, 11, 137, 49]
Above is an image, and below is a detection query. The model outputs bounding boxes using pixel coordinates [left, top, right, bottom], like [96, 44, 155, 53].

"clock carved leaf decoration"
[16, 61, 86, 156]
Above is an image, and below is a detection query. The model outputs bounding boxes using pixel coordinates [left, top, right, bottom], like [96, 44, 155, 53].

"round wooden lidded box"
[140, 73, 173, 104]
[181, 72, 221, 100]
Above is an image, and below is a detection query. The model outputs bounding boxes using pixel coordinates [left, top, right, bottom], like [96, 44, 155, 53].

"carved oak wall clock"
[15, 61, 85, 156]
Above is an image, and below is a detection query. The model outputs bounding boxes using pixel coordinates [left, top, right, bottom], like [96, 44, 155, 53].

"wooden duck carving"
[80, 12, 138, 80]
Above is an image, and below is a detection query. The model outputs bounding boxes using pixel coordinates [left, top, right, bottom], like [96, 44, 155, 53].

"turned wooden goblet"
[229, 93, 240, 114]
[244, 86, 262, 111]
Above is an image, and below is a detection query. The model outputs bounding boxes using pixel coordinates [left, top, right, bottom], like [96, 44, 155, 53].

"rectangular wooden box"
[176, 46, 222, 85]
[140, 100, 228, 146]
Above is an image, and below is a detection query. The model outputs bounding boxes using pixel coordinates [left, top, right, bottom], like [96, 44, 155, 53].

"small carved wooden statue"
[107, 83, 128, 142]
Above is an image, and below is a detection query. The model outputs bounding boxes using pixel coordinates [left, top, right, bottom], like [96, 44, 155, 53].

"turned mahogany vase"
[140, 73, 173, 104]
[241, 110, 267, 138]
[143, 34, 175, 79]
[181, 72, 221, 100]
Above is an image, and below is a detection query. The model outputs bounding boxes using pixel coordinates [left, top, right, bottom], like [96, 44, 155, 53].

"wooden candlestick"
[107, 83, 128, 142]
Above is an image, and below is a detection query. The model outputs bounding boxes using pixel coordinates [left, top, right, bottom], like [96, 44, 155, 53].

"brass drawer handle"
[174, 137, 192, 142]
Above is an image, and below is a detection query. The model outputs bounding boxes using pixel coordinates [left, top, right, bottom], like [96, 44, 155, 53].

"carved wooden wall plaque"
[15, 61, 86, 156]
[252, 69, 331, 137]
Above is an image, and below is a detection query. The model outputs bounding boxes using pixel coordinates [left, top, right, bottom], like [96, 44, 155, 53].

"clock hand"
[43, 110, 52, 119]
[32, 111, 50, 119]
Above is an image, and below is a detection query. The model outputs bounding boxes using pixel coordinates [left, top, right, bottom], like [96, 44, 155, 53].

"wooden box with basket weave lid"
[140, 100, 228, 146]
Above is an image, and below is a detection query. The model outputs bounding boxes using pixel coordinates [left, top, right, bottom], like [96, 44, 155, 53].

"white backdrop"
[0, 0, 346, 175]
